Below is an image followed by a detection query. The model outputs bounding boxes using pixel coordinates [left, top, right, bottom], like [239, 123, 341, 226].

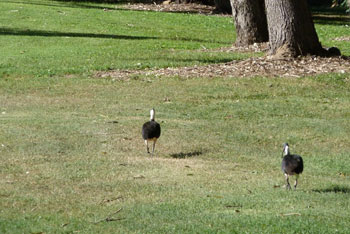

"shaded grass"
[313, 185, 350, 193]
[312, 7, 350, 55]
[170, 151, 203, 158]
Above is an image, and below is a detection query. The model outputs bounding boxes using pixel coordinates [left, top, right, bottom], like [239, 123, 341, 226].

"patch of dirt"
[95, 53, 350, 80]
[205, 43, 269, 53]
[120, 2, 218, 15]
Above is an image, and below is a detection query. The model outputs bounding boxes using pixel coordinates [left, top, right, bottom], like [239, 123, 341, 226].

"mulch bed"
[119, 2, 217, 15]
[95, 54, 350, 80]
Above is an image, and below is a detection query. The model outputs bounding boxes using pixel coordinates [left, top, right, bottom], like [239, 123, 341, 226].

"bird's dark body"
[142, 120, 161, 140]
[281, 143, 304, 190]
[282, 154, 304, 175]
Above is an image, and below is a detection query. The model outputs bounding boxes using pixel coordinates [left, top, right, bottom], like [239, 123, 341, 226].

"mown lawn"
[1, 1, 350, 233]
[0, 0, 244, 77]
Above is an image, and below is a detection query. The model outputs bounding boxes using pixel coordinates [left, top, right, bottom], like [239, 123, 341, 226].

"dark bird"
[281, 143, 304, 190]
[142, 108, 161, 155]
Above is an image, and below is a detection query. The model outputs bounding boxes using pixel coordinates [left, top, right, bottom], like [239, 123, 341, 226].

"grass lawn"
[1, 0, 350, 233]
[0, 0, 244, 77]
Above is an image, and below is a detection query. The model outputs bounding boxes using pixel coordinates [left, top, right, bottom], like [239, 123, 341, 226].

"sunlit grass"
[0, 0, 243, 78]
[1, 74, 350, 233]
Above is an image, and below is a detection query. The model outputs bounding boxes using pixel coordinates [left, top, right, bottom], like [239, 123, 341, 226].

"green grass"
[1, 0, 350, 233]
[312, 7, 350, 55]
[0, 0, 244, 78]
[1, 75, 350, 233]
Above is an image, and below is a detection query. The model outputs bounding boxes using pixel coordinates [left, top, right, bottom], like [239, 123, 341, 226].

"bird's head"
[150, 108, 155, 121]
[282, 143, 290, 157]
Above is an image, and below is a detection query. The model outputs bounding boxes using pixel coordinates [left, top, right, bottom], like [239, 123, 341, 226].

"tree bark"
[230, 0, 268, 46]
[265, 0, 324, 57]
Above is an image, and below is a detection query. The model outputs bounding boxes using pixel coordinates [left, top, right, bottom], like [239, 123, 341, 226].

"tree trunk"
[265, 0, 324, 57]
[230, 0, 268, 46]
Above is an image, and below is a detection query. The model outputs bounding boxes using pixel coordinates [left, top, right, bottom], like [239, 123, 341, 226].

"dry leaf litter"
[95, 55, 350, 80]
[120, 2, 217, 15]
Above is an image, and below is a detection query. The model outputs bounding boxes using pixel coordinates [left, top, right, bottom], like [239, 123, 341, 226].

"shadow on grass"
[311, 6, 349, 15]
[313, 15, 350, 25]
[311, 6, 350, 25]
[170, 151, 203, 159]
[312, 185, 350, 194]
[0, 27, 156, 40]
[0, 27, 231, 44]
[53, 0, 155, 3]
[2, 0, 120, 11]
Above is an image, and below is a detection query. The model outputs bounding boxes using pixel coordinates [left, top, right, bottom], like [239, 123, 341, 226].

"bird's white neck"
[150, 109, 155, 121]
[283, 145, 289, 156]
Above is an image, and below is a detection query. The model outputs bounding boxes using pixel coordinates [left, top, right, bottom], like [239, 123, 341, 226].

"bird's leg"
[151, 139, 157, 156]
[285, 174, 291, 190]
[145, 140, 150, 154]
[294, 174, 299, 189]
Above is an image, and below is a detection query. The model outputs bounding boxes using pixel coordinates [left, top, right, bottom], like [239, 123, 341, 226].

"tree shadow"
[170, 151, 203, 159]
[53, 0, 155, 3]
[312, 185, 350, 194]
[312, 15, 350, 25]
[0, 27, 156, 40]
[310, 6, 350, 25]
[0, 27, 231, 44]
[3, 0, 117, 10]
[311, 6, 349, 15]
